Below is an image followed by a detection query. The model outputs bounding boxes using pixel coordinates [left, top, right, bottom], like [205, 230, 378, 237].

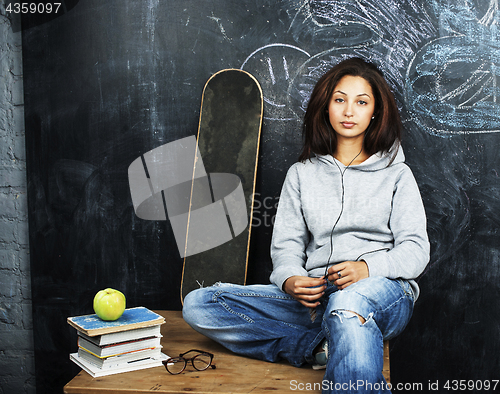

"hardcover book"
[77, 335, 162, 358]
[77, 347, 163, 369]
[77, 324, 162, 346]
[67, 307, 165, 336]
[70, 352, 168, 377]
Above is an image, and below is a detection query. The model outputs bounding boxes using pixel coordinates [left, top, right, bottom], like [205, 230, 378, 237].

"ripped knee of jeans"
[332, 310, 373, 325]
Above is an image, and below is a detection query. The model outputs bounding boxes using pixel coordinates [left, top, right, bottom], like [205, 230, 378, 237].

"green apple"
[93, 288, 126, 321]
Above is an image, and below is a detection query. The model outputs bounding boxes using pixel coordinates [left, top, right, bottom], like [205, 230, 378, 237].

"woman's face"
[327, 75, 376, 143]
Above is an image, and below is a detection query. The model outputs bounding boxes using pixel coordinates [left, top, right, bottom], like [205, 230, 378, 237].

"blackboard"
[22, 1, 500, 392]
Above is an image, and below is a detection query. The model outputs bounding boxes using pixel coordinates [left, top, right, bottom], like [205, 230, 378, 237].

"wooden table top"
[64, 310, 326, 393]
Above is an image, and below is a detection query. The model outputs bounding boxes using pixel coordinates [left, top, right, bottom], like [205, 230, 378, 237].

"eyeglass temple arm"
[180, 349, 214, 357]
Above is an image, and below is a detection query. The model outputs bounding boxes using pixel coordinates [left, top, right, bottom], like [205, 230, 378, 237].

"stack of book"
[67, 307, 168, 377]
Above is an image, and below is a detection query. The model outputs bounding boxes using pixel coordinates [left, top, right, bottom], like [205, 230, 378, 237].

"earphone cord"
[323, 147, 363, 281]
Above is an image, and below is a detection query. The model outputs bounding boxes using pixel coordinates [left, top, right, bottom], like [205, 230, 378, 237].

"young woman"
[183, 57, 430, 393]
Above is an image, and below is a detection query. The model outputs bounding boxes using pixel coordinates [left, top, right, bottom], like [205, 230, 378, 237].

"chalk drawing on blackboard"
[429, 0, 498, 33]
[288, 0, 435, 50]
[241, 44, 311, 121]
[405, 35, 500, 136]
[477, 0, 498, 25]
[288, 4, 379, 47]
[208, 12, 231, 42]
[287, 1, 384, 49]
[288, 0, 381, 31]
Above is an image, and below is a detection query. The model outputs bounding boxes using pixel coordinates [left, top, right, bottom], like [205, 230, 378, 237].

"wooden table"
[64, 310, 389, 393]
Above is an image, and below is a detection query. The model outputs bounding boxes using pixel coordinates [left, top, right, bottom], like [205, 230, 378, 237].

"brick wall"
[0, 2, 36, 393]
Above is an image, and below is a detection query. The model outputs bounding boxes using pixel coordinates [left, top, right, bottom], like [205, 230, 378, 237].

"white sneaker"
[312, 339, 328, 370]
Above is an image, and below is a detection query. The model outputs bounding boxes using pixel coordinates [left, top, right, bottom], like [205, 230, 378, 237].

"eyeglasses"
[163, 349, 216, 375]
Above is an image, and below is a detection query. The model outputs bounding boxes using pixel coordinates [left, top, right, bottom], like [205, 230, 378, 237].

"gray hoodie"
[270, 144, 430, 300]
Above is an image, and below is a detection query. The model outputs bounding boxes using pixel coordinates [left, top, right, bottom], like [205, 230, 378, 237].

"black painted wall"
[22, 1, 500, 392]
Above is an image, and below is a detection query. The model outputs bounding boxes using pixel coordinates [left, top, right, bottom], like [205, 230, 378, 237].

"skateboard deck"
[180, 69, 263, 302]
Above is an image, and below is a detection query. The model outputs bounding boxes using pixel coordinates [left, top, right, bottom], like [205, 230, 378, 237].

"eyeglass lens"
[164, 352, 213, 374]
[192, 353, 211, 371]
[165, 357, 186, 374]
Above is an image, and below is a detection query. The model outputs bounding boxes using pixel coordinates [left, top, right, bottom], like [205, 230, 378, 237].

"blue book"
[67, 307, 165, 336]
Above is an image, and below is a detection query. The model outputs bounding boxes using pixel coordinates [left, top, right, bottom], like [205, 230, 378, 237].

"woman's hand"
[283, 276, 326, 308]
[327, 260, 369, 290]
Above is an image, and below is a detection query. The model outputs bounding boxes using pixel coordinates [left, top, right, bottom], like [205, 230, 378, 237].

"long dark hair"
[298, 57, 402, 162]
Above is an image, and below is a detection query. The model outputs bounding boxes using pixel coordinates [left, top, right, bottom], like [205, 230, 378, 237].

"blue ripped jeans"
[182, 277, 414, 394]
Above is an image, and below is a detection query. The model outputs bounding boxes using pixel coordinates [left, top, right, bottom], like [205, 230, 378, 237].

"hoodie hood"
[316, 141, 404, 172]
